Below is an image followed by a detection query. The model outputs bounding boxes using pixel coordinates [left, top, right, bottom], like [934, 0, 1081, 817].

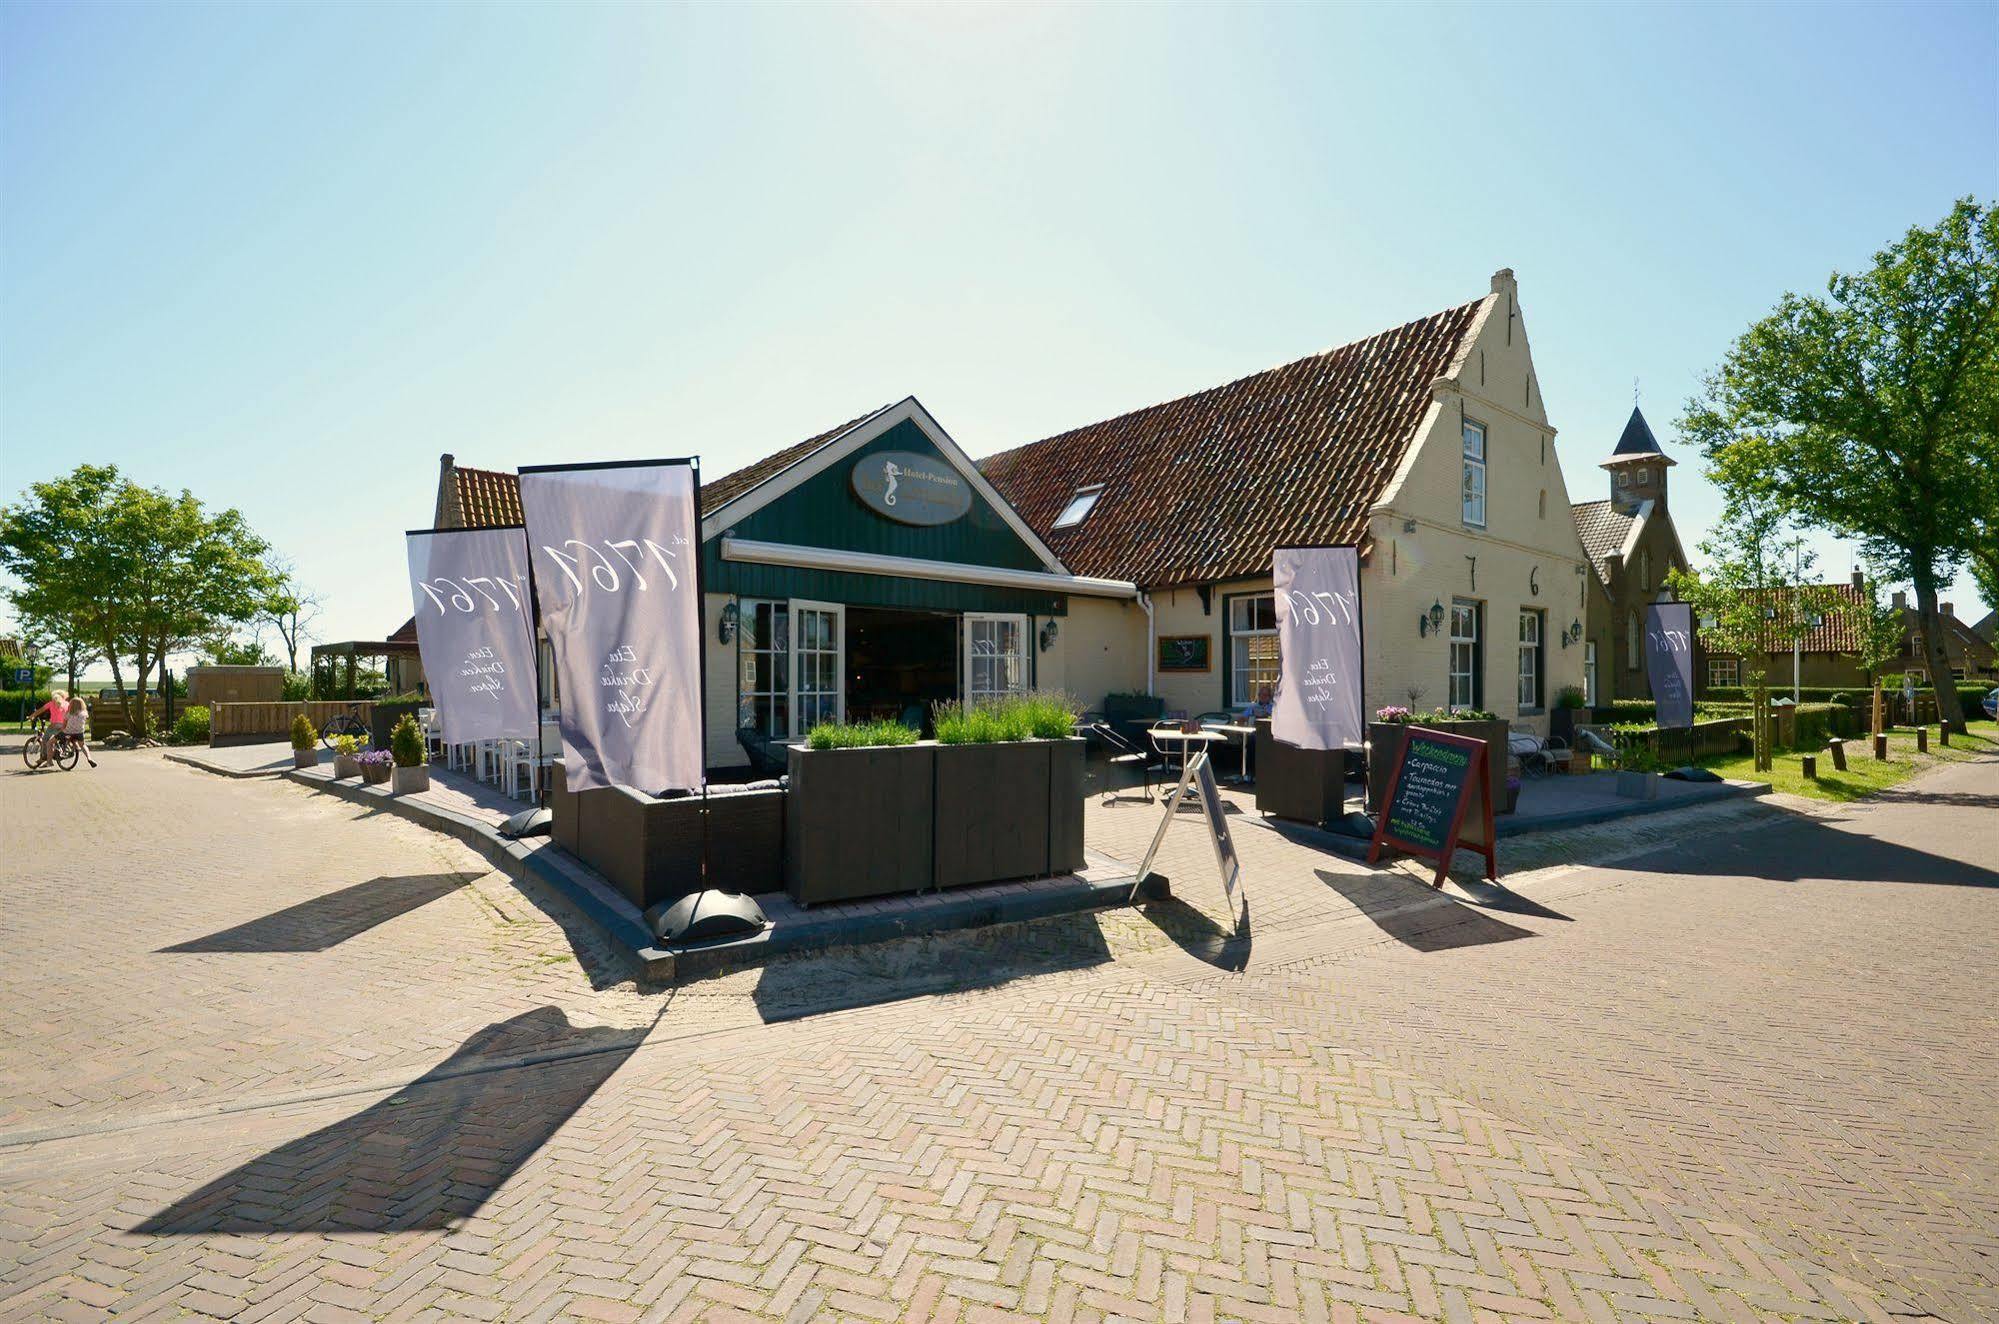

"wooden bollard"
[1873, 733, 1888, 760]
[1917, 727, 1929, 753]
[1940, 725, 1951, 747]
[1828, 739, 1846, 771]
[1801, 755, 1817, 780]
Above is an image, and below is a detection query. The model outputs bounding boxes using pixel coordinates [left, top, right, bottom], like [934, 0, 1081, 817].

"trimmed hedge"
[1786, 702, 1854, 750]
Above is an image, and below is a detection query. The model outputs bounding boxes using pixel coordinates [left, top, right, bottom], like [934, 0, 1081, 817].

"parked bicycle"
[320, 703, 369, 750]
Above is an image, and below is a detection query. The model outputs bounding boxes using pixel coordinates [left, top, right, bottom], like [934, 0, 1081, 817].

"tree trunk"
[1871, 679, 1883, 735]
[1910, 568, 1967, 733]
[105, 645, 130, 731]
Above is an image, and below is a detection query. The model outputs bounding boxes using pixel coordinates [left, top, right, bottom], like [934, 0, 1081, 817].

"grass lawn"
[1696, 720, 1997, 802]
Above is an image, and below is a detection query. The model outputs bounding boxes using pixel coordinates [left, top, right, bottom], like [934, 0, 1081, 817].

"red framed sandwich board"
[1365, 727, 1497, 888]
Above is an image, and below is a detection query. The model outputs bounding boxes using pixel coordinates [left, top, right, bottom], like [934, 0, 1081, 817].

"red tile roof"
[389, 617, 417, 644]
[440, 405, 896, 531]
[980, 298, 1487, 586]
[1703, 582, 1869, 654]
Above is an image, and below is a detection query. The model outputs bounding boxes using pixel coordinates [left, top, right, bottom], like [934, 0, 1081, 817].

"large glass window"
[1449, 599, 1482, 710]
[1707, 658, 1739, 688]
[739, 600, 789, 738]
[965, 614, 1027, 702]
[1517, 609, 1544, 710]
[1461, 419, 1487, 528]
[1228, 593, 1280, 707]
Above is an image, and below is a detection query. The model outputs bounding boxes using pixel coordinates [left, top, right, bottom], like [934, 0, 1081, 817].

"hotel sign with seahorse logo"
[851, 450, 973, 526]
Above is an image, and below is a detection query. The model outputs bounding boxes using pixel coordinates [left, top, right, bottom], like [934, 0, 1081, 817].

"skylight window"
[1052, 484, 1104, 529]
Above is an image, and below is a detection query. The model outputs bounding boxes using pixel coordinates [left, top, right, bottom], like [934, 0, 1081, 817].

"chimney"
[1941, 602, 1953, 619]
[1850, 569, 1863, 589]
[1490, 268, 1517, 296]
[1892, 590, 1907, 610]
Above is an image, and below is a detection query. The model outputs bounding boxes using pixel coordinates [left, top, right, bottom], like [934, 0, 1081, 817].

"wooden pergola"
[309, 638, 422, 699]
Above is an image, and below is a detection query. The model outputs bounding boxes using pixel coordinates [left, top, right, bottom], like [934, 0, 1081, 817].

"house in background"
[1569, 407, 1688, 704]
[1697, 572, 1998, 692]
[984, 269, 1592, 734]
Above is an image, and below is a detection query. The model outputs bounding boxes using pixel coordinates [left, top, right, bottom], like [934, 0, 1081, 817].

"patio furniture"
[1092, 721, 1164, 805]
[1148, 724, 1224, 779]
[1102, 692, 1165, 747]
[737, 725, 788, 779]
[549, 765, 785, 910]
[1254, 718, 1347, 827]
[1508, 732, 1568, 777]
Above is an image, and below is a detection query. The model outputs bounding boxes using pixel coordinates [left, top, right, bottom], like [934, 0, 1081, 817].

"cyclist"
[62, 695, 97, 768]
[35, 689, 68, 761]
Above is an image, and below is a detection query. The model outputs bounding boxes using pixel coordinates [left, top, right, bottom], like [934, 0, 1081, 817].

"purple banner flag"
[405, 526, 540, 745]
[1645, 602, 1695, 730]
[517, 460, 704, 794]
[1271, 546, 1365, 750]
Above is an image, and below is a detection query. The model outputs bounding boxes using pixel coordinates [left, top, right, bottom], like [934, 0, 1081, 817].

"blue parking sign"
[11, 668, 30, 686]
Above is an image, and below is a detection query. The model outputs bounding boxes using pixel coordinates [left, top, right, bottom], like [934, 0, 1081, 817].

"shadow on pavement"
[135, 1007, 644, 1234]
[1131, 892, 1251, 972]
[1600, 806, 1999, 888]
[159, 872, 482, 953]
[751, 911, 1114, 1022]
[1316, 871, 1537, 952]
[1446, 877, 1573, 922]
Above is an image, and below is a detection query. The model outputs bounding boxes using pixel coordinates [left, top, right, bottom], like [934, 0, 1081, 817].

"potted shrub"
[1366, 706, 1508, 814]
[331, 733, 363, 780]
[389, 714, 429, 794]
[290, 713, 319, 769]
[1503, 773, 1522, 814]
[356, 748, 394, 786]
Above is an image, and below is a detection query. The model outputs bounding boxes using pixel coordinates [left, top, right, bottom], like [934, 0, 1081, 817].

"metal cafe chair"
[1091, 721, 1164, 806]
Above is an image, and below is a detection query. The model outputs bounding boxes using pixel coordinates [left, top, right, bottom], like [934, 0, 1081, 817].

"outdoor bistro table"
[1149, 726, 1227, 810]
[1212, 723, 1257, 784]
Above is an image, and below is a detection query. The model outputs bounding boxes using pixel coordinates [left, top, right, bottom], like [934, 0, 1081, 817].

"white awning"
[718, 537, 1140, 600]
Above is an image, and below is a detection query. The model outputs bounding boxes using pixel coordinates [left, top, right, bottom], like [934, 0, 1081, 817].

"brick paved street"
[1, 747, 1994, 1321]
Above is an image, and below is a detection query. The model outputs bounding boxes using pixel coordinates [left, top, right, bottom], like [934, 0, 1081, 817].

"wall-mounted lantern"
[718, 599, 739, 644]
[1039, 620, 1059, 653]
[1417, 600, 1445, 637]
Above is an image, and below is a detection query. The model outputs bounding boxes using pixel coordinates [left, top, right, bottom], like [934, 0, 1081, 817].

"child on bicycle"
[63, 695, 97, 768]
[37, 689, 68, 761]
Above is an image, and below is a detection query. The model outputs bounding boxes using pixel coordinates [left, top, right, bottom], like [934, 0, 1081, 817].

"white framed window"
[1461, 420, 1487, 528]
[1227, 593, 1280, 708]
[1449, 599, 1481, 710]
[790, 600, 844, 734]
[1052, 484, 1104, 529]
[964, 613, 1027, 702]
[1583, 640, 1598, 707]
[1517, 609, 1543, 710]
[738, 600, 790, 738]
[1708, 658, 1739, 688]
[1617, 470, 1630, 488]
[1951, 666, 1966, 681]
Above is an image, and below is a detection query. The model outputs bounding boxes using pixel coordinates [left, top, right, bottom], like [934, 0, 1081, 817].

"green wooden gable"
[701, 418, 1066, 615]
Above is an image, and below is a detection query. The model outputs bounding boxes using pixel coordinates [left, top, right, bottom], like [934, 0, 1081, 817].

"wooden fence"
[210, 701, 375, 744]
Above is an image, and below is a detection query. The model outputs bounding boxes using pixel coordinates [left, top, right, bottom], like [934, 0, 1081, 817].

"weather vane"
[1633, 376, 1640, 408]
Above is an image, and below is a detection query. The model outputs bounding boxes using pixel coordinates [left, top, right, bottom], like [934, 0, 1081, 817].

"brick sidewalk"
[1, 748, 1993, 1320]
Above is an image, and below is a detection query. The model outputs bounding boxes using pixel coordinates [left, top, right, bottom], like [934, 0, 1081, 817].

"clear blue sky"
[3, 2, 1994, 669]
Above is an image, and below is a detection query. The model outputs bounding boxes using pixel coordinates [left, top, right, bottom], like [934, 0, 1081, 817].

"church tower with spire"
[1601, 406, 1673, 513]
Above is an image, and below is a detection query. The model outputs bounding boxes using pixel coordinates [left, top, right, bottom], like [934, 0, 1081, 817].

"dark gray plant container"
[1253, 719, 1348, 826]
[785, 743, 936, 904]
[1045, 737, 1086, 876]
[369, 702, 424, 750]
[1367, 718, 1509, 813]
[935, 741, 1051, 888]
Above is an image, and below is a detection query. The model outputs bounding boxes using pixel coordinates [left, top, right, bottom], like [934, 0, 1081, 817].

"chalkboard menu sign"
[1366, 727, 1497, 887]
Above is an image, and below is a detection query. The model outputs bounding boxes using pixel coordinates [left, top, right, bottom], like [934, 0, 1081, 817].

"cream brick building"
[984, 269, 1592, 737]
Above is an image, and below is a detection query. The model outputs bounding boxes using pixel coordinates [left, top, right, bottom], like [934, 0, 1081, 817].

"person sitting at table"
[1238, 683, 1274, 723]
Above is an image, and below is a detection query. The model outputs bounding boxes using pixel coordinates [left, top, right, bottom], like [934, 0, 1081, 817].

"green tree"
[1670, 500, 1840, 770]
[1680, 198, 1999, 733]
[0, 465, 277, 736]
[203, 637, 272, 666]
[16, 605, 98, 694]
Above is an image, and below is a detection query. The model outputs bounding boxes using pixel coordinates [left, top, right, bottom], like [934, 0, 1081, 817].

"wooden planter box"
[934, 738, 1085, 888]
[785, 738, 1085, 906]
[551, 765, 786, 910]
[1367, 719, 1508, 813]
[785, 744, 936, 905]
[1253, 718, 1348, 826]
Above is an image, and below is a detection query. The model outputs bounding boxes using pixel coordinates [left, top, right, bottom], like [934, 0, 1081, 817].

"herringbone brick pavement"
[0, 748, 1992, 1321]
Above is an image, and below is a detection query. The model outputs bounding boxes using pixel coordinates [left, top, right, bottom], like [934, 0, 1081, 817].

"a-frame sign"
[1365, 727, 1497, 888]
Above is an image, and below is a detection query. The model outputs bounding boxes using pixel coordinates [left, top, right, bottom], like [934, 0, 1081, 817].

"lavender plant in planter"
[356, 748, 394, 786]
